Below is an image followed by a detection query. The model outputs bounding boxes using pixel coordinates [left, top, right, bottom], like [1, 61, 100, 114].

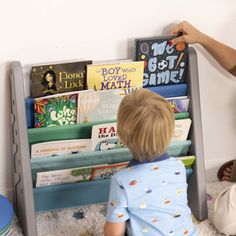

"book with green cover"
[34, 92, 78, 128]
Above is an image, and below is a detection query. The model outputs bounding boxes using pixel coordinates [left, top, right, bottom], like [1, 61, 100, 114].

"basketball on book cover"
[135, 35, 188, 87]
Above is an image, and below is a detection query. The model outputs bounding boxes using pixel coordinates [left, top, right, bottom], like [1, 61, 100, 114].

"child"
[104, 89, 196, 236]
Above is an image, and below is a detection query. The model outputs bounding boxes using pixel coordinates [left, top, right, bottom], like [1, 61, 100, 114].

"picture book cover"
[135, 35, 188, 87]
[86, 61, 144, 91]
[172, 118, 192, 142]
[167, 96, 190, 113]
[31, 139, 92, 158]
[36, 165, 94, 187]
[90, 162, 128, 181]
[34, 92, 78, 128]
[30, 60, 92, 98]
[78, 89, 126, 123]
[91, 122, 124, 151]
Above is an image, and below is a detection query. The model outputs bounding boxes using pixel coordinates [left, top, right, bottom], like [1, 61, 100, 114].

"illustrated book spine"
[30, 60, 92, 98]
[36, 165, 94, 187]
[34, 92, 78, 128]
[90, 162, 129, 181]
[86, 61, 144, 91]
[31, 139, 92, 158]
[135, 35, 188, 87]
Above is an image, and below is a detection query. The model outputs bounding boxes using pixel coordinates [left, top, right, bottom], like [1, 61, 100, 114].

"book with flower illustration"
[35, 165, 95, 187]
[167, 96, 190, 113]
[30, 60, 92, 98]
[31, 139, 92, 158]
[91, 122, 124, 151]
[78, 89, 126, 123]
[135, 35, 188, 87]
[86, 61, 144, 91]
[34, 92, 78, 128]
[90, 162, 129, 181]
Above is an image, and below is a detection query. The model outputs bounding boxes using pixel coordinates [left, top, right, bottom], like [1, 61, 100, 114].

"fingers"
[220, 164, 233, 181]
[170, 35, 188, 45]
[169, 21, 189, 35]
[221, 176, 231, 181]
[169, 25, 184, 36]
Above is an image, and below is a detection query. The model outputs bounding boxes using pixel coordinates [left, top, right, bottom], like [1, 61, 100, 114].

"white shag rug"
[10, 181, 234, 236]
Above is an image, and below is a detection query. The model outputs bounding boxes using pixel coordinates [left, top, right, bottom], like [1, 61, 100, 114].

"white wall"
[0, 0, 236, 198]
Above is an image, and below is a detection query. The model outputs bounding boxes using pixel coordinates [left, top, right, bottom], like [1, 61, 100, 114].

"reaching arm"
[169, 21, 236, 75]
[104, 221, 126, 236]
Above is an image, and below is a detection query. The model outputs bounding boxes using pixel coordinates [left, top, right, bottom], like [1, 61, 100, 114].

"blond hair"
[117, 88, 174, 162]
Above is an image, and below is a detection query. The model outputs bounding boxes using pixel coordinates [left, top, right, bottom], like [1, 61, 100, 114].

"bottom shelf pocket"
[34, 168, 193, 212]
[34, 179, 111, 212]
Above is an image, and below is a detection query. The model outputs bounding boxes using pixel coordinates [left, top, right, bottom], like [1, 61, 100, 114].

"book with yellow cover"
[86, 61, 144, 90]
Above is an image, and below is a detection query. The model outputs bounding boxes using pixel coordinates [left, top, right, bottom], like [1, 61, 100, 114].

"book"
[90, 162, 128, 181]
[135, 35, 188, 87]
[25, 97, 35, 128]
[91, 122, 123, 151]
[31, 139, 92, 158]
[78, 89, 126, 123]
[36, 165, 95, 187]
[175, 155, 196, 167]
[147, 83, 187, 98]
[86, 61, 144, 91]
[34, 92, 78, 128]
[30, 60, 92, 98]
[167, 96, 190, 113]
[172, 118, 192, 141]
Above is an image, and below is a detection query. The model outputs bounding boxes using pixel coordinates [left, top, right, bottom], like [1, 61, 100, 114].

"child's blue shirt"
[106, 153, 196, 236]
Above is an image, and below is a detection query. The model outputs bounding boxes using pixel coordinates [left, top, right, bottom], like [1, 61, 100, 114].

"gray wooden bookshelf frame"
[9, 47, 207, 236]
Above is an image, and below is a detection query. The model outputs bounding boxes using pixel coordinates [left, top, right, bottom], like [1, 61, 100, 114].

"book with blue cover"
[147, 83, 187, 98]
[135, 35, 188, 87]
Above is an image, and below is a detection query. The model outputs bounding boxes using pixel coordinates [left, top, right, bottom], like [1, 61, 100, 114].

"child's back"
[104, 89, 195, 236]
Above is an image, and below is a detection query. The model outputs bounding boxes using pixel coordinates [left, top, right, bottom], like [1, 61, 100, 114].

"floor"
[9, 181, 233, 236]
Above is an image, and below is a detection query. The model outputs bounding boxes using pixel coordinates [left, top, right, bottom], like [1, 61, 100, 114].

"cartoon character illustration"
[41, 69, 57, 95]
[96, 139, 118, 151]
